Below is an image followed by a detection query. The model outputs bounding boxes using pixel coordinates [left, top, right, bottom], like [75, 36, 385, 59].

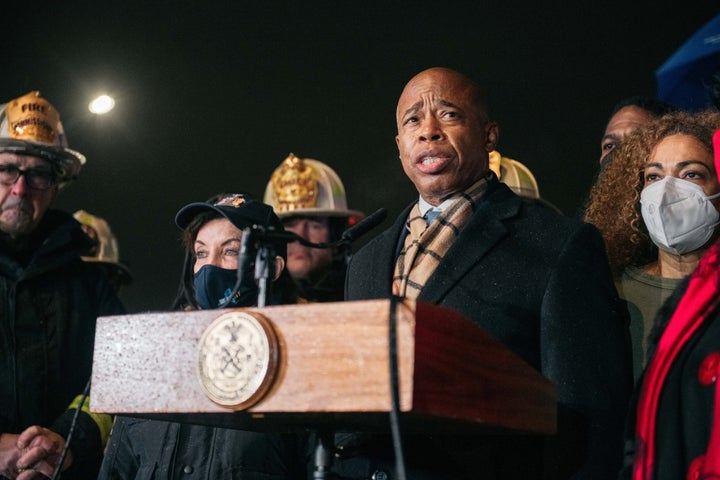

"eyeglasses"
[0, 164, 55, 190]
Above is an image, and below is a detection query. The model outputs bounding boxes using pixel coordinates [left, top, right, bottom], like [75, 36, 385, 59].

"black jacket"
[339, 181, 632, 479]
[0, 210, 125, 479]
[99, 417, 311, 480]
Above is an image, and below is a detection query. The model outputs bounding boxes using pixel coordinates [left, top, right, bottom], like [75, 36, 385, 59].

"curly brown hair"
[584, 109, 720, 275]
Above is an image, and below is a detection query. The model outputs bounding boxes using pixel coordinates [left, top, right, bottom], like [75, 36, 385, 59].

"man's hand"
[14, 426, 73, 479]
[0, 433, 23, 478]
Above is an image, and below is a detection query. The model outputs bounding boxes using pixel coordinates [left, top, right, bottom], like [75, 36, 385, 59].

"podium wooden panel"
[91, 299, 556, 435]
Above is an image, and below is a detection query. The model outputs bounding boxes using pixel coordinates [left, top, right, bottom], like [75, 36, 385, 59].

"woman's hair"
[584, 109, 720, 275]
[172, 209, 223, 310]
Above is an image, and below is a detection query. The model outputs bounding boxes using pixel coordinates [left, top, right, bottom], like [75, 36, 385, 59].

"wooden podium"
[90, 299, 556, 435]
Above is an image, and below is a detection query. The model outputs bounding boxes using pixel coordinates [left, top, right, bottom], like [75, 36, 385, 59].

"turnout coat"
[340, 179, 632, 480]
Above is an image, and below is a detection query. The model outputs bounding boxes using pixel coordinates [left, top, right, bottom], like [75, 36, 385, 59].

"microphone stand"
[231, 226, 344, 478]
[219, 211, 389, 479]
[254, 242, 275, 308]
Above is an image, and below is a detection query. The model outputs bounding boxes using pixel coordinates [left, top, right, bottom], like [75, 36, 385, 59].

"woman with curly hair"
[584, 109, 720, 380]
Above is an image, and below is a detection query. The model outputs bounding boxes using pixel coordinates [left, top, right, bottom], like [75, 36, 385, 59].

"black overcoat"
[339, 180, 632, 480]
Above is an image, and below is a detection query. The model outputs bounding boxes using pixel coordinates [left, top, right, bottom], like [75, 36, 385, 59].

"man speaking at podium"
[339, 68, 631, 479]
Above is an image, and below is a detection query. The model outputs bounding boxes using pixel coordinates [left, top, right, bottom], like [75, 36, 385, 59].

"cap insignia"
[215, 194, 247, 208]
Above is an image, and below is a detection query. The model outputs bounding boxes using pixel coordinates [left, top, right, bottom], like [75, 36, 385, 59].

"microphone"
[240, 207, 388, 251]
[341, 208, 388, 244]
[250, 226, 305, 244]
[237, 227, 260, 282]
[217, 228, 256, 308]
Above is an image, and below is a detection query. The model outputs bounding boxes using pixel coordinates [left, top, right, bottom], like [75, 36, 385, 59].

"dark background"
[4, 2, 718, 312]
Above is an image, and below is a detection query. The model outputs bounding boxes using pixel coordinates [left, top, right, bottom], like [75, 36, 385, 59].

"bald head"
[395, 67, 498, 205]
[396, 68, 489, 128]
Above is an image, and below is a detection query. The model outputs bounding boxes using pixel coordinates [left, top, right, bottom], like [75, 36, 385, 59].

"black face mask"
[193, 264, 258, 310]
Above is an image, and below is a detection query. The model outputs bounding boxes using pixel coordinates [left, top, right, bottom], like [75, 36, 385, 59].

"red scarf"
[633, 241, 720, 479]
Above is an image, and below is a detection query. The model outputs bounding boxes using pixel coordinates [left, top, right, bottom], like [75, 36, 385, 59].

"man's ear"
[485, 122, 499, 152]
[272, 256, 285, 281]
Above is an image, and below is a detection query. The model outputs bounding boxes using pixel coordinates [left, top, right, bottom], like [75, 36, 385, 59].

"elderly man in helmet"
[0, 92, 124, 479]
[264, 153, 364, 302]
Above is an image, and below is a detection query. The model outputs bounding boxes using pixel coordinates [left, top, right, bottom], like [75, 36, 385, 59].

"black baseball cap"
[175, 194, 286, 258]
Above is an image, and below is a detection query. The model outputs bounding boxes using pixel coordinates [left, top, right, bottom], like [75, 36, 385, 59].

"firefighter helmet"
[488, 150, 540, 199]
[0, 91, 85, 184]
[263, 153, 364, 223]
[73, 210, 132, 284]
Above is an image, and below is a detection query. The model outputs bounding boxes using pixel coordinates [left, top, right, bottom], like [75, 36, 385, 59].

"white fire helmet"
[0, 91, 86, 185]
[488, 150, 540, 199]
[73, 210, 132, 284]
[263, 153, 364, 223]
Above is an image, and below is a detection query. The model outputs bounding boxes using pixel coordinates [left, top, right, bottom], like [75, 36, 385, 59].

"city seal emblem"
[197, 310, 279, 410]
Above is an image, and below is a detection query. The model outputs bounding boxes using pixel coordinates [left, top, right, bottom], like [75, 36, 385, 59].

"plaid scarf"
[392, 175, 490, 299]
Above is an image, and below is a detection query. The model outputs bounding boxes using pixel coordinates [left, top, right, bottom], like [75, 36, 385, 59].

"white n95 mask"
[640, 176, 720, 255]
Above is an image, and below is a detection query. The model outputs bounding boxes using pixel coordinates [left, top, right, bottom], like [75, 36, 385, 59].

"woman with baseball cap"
[172, 192, 296, 310]
[98, 193, 309, 479]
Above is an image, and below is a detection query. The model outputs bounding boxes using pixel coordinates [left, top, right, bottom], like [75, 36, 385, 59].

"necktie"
[424, 209, 440, 226]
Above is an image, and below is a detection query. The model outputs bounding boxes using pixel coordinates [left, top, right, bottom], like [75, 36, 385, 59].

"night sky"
[4, 2, 718, 312]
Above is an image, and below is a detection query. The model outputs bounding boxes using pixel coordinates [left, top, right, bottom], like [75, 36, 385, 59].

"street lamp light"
[88, 95, 115, 114]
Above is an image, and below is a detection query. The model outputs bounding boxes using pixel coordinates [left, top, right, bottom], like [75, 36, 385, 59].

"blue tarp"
[656, 14, 720, 110]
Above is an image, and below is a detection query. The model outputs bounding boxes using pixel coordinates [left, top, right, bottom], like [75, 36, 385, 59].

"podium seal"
[197, 310, 279, 410]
